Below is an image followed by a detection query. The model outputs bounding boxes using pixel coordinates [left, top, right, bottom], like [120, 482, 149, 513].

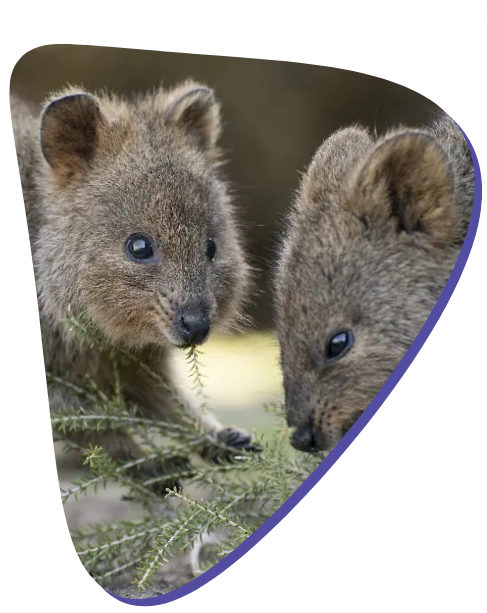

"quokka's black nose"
[177, 308, 211, 346]
[291, 423, 326, 453]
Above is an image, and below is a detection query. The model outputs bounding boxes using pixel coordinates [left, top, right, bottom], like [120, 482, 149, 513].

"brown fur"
[274, 115, 474, 452]
[11, 81, 255, 482]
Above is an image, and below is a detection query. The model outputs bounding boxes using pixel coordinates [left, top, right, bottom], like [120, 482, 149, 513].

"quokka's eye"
[125, 234, 154, 261]
[206, 238, 217, 261]
[326, 330, 354, 361]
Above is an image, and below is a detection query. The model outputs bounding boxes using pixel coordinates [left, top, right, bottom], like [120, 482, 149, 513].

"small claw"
[244, 441, 263, 453]
[217, 427, 262, 453]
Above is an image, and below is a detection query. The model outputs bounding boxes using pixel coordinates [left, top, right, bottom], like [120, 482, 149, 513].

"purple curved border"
[107, 124, 482, 606]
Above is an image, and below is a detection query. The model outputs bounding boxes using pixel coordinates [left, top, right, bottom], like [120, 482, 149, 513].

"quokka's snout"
[173, 302, 211, 347]
[290, 421, 328, 453]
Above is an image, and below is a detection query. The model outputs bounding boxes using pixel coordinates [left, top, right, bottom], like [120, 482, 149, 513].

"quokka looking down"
[11, 80, 256, 484]
[274, 115, 474, 453]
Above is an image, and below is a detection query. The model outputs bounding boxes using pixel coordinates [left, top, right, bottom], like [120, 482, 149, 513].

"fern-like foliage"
[52, 309, 326, 593]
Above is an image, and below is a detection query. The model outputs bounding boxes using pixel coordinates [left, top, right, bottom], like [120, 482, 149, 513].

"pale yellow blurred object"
[169, 332, 283, 431]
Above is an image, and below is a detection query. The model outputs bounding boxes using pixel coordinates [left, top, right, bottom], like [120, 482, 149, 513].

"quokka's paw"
[212, 426, 262, 462]
[124, 456, 195, 496]
[217, 426, 256, 449]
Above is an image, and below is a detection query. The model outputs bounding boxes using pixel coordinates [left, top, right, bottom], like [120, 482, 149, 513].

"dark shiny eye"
[125, 234, 154, 261]
[206, 238, 217, 261]
[326, 330, 354, 361]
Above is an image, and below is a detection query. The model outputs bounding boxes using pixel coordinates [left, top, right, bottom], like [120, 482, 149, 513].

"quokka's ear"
[164, 83, 221, 150]
[297, 126, 374, 210]
[40, 92, 107, 178]
[351, 130, 456, 246]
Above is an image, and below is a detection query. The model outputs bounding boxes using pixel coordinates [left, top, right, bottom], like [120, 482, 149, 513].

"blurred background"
[11, 46, 441, 526]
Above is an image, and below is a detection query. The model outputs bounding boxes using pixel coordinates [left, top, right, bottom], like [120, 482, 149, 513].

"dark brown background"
[10, 45, 442, 328]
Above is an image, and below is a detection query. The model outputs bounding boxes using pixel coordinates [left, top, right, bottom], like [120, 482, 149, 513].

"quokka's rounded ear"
[298, 126, 374, 210]
[164, 84, 221, 151]
[351, 130, 456, 246]
[40, 92, 106, 178]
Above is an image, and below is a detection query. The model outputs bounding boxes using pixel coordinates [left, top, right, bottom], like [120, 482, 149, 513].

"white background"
[1, 1, 486, 610]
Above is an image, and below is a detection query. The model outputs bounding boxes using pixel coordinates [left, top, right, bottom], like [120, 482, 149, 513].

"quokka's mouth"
[170, 334, 211, 351]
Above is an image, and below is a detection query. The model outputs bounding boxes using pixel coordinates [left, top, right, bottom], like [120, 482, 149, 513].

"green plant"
[51, 310, 325, 593]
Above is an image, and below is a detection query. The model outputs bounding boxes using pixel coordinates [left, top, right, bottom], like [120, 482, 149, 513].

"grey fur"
[274, 115, 474, 452]
[11, 81, 254, 479]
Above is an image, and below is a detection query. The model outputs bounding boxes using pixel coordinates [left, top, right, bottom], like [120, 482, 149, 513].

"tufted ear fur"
[350, 130, 456, 246]
[164, 82, 221, 151]
[40, 91, 107, 179]
[297, 125, 374, 210]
